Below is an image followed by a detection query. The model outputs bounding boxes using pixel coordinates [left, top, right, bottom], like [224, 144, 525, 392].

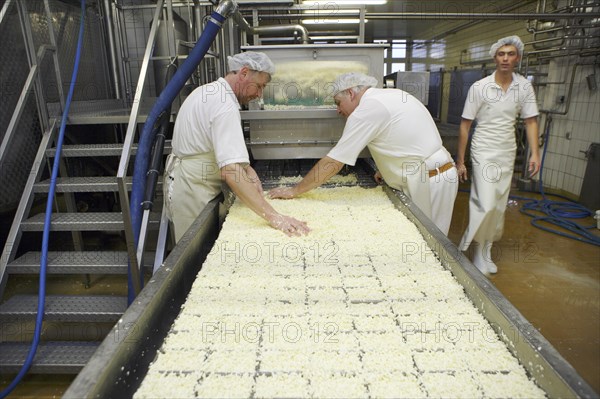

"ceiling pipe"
[364, 12, 600, 20]
[233, 10, 309, 43]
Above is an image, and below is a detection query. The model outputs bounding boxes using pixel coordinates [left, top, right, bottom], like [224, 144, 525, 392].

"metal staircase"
[0, 105, 168, 373]
[0, 0, 205, 377]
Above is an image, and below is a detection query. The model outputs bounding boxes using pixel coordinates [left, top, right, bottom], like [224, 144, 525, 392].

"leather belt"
[428, 162, 455, 178]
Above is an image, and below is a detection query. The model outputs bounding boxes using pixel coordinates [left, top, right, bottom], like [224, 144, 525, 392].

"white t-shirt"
[172, 77, 249, 168]
[328, 88, 446, 168]
[462, 72, 539, 132]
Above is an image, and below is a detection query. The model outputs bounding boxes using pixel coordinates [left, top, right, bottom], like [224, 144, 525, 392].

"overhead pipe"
[365, 12, 600, 20]
[233, 11, 309, 44]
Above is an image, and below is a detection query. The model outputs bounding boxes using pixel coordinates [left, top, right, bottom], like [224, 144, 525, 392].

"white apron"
[459, 98, 519, 250]
[163, 152, 222, 242]
[373, 147, 458, 235]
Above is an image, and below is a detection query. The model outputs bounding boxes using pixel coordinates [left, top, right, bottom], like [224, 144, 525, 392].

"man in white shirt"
[456, 35, 540, 274]
[269, 72, 458, 235]
[164, 52, 309, 241]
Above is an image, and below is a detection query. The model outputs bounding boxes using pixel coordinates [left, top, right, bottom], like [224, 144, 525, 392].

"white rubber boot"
[483, 241, 498, 274]
[472, 242, 489, 274]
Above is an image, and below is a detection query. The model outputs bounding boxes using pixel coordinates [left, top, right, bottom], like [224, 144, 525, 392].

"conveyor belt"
[64, 182, 598, 398]
[253, 159, 378, 189]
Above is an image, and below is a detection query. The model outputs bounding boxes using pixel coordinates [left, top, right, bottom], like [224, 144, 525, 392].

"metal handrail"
[0, 44, 57, 168]
[116, 0, 166, 296]
[0, 0, 14, 26]
[0, 119, 58, 297]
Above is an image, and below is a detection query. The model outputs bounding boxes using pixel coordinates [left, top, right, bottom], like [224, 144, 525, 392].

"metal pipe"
[365, 12, 600, 20]
[102, 0, 122, 99]
[233, 11, 309, 44]
[540, 63, 582, 115]
[192, 0, 203, 39]
[429, 1, 533, 41]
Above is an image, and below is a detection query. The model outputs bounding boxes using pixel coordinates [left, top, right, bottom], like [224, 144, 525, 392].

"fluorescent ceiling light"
[303, 0, 387, 5]
[302, 18, 367, 24]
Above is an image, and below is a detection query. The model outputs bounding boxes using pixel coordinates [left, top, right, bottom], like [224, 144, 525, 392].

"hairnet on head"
[332, 72, 378, 97]
[227, 51, 275, 75]
[489, 35, 524, 58]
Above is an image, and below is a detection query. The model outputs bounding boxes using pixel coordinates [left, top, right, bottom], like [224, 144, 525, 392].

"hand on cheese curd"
[267, 213, 310, 237]
[268, 186, 298, 199]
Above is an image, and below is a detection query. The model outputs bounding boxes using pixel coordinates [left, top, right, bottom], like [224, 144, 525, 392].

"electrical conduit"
[0, 0, 86, 397]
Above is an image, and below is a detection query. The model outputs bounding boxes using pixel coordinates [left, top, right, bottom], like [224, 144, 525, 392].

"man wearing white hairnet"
[269, 72, 459, 235]
[164, 51, 309, 241]
[456, 35, 540, 274]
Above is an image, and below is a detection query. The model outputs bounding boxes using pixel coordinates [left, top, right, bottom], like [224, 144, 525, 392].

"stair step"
[0, 341, 100, 374]
[47, 98, 165, 124]
[0, 295, 127, 322]
[46, 141, 172, 157]
[7, 251, 131, 274]
[21, 212, 161, 231]
[33, 176, 163, 193]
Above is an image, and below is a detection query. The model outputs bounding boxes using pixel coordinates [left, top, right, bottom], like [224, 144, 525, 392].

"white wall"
[414, 3, 599, 198]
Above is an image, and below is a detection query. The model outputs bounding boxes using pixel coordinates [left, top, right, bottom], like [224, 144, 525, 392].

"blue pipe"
[127, 11, 226, 303]
[0, 1, 86, 397]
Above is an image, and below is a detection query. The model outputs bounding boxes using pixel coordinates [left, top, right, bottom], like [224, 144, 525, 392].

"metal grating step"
[46, 141, 172, 157]
[33, 176, 163, 193]
[6, 251, 156, 274]
[47, 98, 167, 124]
[0, 295, 127, 323]
[0, 341, 100, 374]
[21, 212, 161, 231]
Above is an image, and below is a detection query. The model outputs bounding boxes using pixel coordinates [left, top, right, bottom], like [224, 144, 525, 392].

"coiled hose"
[127, 10, 226, 303]
[0, 1, 86, 397]
[516, 115, 600, 246]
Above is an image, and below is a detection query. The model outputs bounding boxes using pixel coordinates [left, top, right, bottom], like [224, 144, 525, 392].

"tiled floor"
[1, 189, 599, 397]
[449, 190, 600, 394]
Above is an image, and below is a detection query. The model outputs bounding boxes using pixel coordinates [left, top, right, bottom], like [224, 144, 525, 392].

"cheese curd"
[134, 186, 546, 399]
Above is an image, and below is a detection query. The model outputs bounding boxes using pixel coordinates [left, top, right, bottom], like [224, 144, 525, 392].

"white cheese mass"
[135, 186, 546, 399]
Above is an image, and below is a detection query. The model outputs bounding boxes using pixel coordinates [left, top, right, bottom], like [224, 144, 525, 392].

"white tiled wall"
[539, 60, 600, 196]
[413, 2, 599, 197]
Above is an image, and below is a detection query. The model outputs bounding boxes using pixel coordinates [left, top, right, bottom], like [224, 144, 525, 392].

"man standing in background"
[456, 36, 540, 274]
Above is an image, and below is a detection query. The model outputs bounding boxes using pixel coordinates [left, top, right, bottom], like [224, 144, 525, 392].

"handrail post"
[43, 0, 65, 109]
[0, 0, 15, 26]
[117, 0, 166, 297]
[17, 0, 49, 131]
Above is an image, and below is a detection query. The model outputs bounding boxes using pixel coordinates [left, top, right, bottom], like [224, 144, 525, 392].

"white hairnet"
[489, 35, 524, 58]
[332, 72, 378, 97]
[227, 51, 275, 75]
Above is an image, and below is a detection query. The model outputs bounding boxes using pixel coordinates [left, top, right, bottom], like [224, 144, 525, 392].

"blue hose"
[516, 116, 599, 246]
[127, 11, 226, 302]
[0, 1, 86, 397]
